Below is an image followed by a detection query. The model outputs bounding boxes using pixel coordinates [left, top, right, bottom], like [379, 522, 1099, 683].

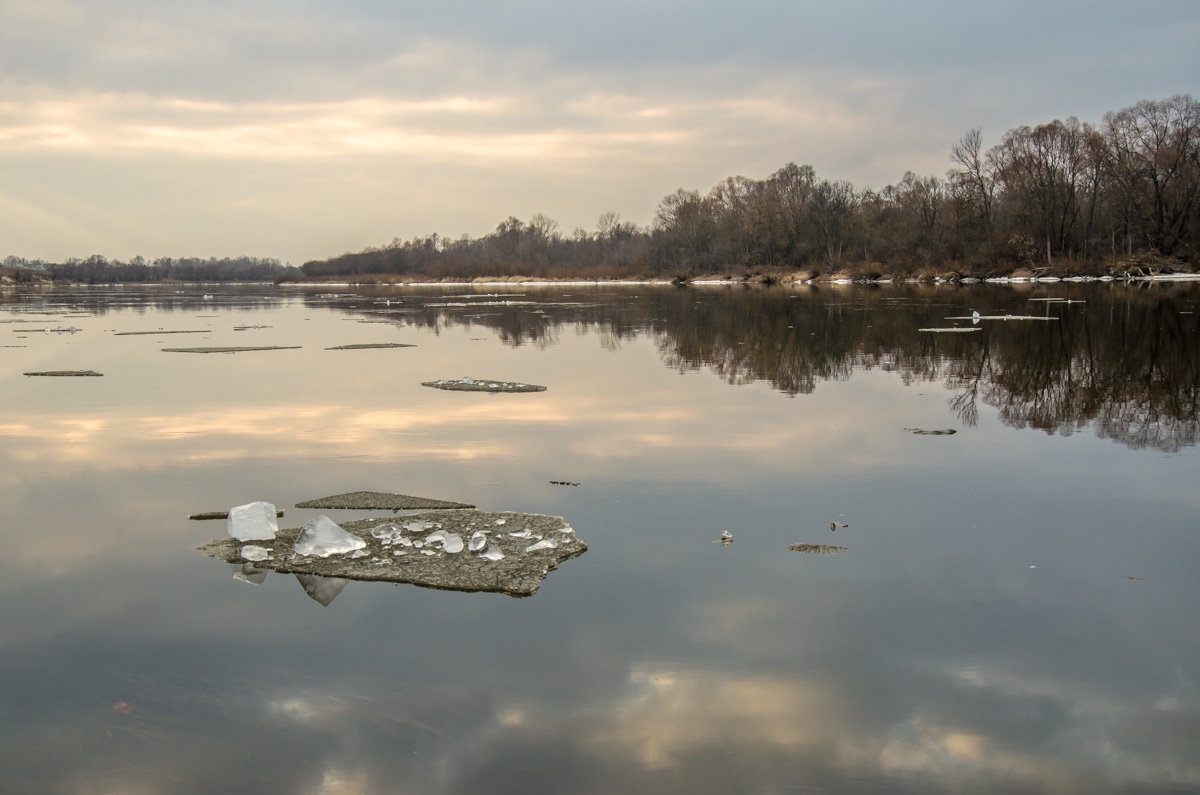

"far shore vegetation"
[5, 95, 1198, 286]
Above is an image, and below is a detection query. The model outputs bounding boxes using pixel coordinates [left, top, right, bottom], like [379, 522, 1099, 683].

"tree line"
[300, 94, 1199, 281]
[2, 255, 297, 284]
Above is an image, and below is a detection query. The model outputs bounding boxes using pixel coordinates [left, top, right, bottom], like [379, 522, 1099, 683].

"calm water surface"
[1, 283, 1197, 794]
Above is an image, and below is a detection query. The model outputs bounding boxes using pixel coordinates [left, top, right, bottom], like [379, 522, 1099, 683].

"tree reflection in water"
[332, 282, 1200, 452]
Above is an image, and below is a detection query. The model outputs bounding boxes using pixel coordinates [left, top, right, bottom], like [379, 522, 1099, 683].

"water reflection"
[320, 283, 1200, 451]
[0, 283, 1197, 793]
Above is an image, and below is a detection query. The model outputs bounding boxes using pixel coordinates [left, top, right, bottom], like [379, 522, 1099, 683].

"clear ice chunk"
[371, 523, 403, 543]
[404, 521, 432, 534]
[526, 539, 559, 552]
[426, 530, 465, 553]
[507, 529, 536, 539]
[479, 544, 505, 561]
[468, 531, 488, 552]
[241, 544, 271, 562]
[227, 501, 279, 541]
[293, 515, 367, 558]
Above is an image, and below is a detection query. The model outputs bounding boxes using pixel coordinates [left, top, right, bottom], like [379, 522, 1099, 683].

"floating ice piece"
[526, 539, 558, 552]
[788, 544, 847, 555]
[469, 531, 488, 551]
[293, 515, 367, 558]
[405, 521, 432, 534]
[241, 545, 271, 562]
[421, 377, 547, 393]
[480, 544, 505, 561]
[227, 501, 279, 541]
[508, 529, 536, 539]
[918, 327, 981, 333]
[295, 491, 473, 510]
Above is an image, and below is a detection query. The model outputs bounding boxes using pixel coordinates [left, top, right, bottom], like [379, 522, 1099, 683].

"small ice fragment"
[426, 530, 465, 553]
[393, 550, 408, 556]
[371, 523, 402, 542]
[507, 529, 535, 539]
[349, 549, 369, 558]
[392, 537, 413, 548]
[488, 383, 499, 389]
[468, 531, 488, 551]
[293, 515, 367, 558]
[420, 549, 437, 556]
[413, 540, 424, 548]
[494, 518, 506, 526]
[558, 525, 575, 535]
[404, 521, 431, 534]
[526, 539, 558, 552]
[241, 545, 271, 562]
[480, 544, 505, 561]
[227, 501, 279, 541]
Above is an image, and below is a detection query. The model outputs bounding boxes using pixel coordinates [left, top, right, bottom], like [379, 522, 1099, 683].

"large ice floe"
[198, 509, 585, 598]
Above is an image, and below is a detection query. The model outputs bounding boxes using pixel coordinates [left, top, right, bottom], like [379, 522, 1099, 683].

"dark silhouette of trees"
[292, 95, 1197, 283]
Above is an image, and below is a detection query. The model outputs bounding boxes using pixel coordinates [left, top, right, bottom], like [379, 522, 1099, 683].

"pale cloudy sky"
[1, 0, 1196, 265]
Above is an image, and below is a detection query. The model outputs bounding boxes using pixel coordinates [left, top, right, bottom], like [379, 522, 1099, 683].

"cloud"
[0, 1, 1196, 261]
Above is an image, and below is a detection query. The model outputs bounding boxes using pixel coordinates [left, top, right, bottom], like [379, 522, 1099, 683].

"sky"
[1, 0, 1197, 266]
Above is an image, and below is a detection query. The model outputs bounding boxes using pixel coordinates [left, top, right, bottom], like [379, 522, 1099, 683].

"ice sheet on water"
[293, 515, 367, 558]
[227, 501, 279, 541]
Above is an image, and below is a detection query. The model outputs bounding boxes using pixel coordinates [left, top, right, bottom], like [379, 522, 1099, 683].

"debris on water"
[295, 573, 348, 606]
[829, 521, 848, 531]
[294, 491, 474, 511]
[197, 510, 585, 597]
[293, 515, 367, 558]
[946, 314, 1059, 322]
[233, 325, 272, 331]
[715, 530, 733, 546]
[324, 343, 416, 350]
[191, 508, 284, 521]
[904, 428, 957, 435]
[788, 544, 847, 555]
[421, 377, 547, 393]
[161, 346, 302, 353]
[227, 501, 280, 541]
[114, 329, 208, 335]
[917, 327, 981, 333]
[550, 480, 581, 486]
[1125, 576, 1145, 581]
[23, 370, 104, 377]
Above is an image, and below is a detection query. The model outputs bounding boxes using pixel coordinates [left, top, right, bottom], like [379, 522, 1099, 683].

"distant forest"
[2, 255, 296, 284]
[300, 94, 1200, 282]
